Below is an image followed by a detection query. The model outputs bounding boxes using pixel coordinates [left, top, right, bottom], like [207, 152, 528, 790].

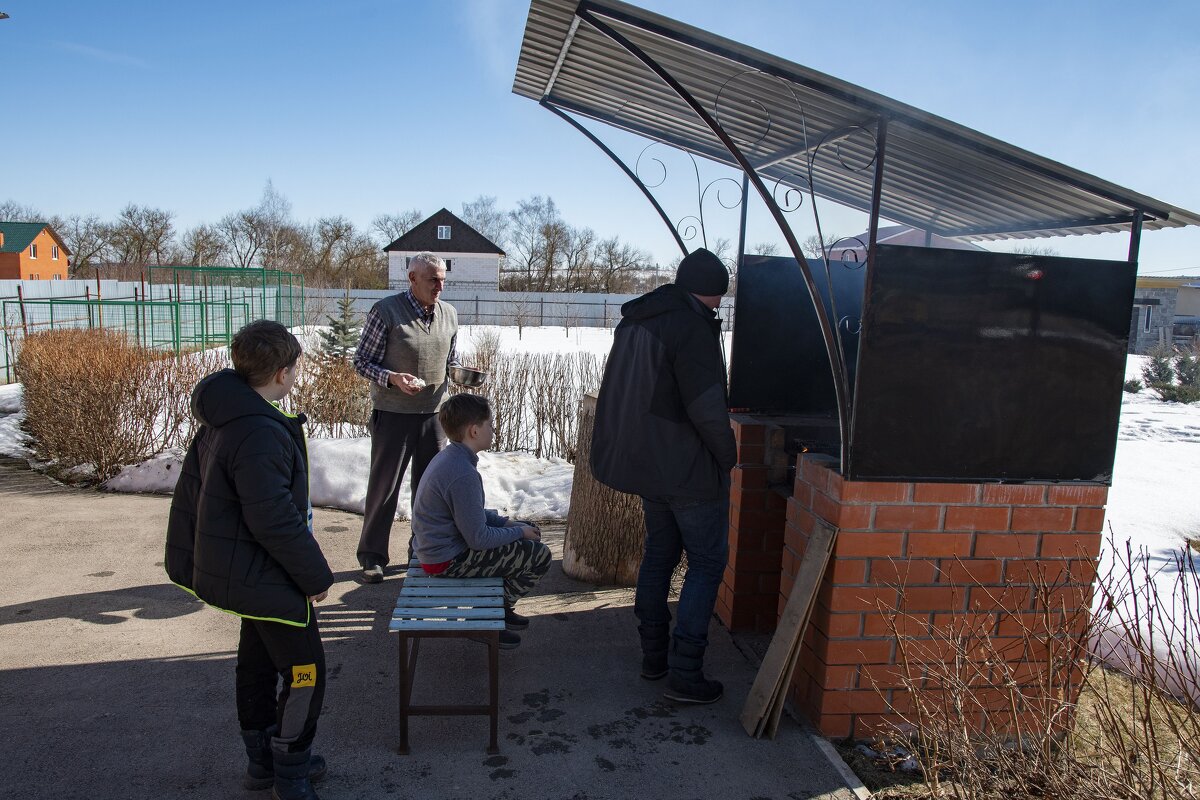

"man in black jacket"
[592, 248, 736, 705]
[166, 321, 333, 800]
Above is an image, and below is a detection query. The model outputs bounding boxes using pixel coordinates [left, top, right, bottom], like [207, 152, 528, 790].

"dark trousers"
[634, 490, 730, 653]
[441, 539, 553, 605]
[357, 409, 445, 569]
[235, 612, 325, 753]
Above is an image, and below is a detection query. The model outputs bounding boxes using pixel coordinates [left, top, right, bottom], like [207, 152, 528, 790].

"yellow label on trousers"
[291, 664, 317, 688]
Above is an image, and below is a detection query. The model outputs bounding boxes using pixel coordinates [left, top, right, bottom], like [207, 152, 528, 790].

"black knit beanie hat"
[674, 248, 729, 296]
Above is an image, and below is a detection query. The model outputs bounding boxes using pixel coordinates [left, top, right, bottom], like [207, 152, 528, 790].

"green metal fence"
[146, 266, 306, 328]
[1, 267, 305, 382]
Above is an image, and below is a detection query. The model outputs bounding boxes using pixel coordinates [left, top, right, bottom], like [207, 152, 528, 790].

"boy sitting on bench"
[411, 393, 552, 649]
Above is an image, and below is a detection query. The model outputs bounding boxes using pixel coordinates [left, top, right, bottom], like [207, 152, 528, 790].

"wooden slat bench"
[389, 560, 504, 755]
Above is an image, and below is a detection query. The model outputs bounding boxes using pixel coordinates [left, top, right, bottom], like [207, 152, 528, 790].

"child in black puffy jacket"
[165, 320, 332, 800]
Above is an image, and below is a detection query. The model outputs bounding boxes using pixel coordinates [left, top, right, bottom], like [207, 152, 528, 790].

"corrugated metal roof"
[513, 0, 1200, 242]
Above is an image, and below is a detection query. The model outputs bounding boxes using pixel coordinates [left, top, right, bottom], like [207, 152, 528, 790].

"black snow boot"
[270, 740, 321, 800]
[638, 622, 670, 680]
[663, 639, 723, 704]
[242, 729, 326, 791]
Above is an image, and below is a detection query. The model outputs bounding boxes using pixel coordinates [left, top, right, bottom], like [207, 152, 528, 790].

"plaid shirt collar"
[404, 290, 435, 324]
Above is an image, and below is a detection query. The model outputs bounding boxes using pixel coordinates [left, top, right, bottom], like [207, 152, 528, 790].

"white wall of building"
[387, 251, 500, 291]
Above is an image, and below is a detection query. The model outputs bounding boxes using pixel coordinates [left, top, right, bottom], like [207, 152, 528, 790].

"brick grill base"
[719, 419, 1106, 740]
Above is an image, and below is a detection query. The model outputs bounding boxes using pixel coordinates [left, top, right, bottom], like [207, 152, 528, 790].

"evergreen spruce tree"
[319, 293, 360, 360]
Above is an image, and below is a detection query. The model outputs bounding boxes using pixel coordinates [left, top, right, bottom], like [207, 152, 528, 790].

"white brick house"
[384, 208, 504, 291]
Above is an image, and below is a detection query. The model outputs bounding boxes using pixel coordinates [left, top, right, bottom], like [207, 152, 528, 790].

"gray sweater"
[411, 442, 521, 564]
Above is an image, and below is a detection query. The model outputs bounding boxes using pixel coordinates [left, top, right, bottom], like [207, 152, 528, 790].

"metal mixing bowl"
[449, 366, 487, 388]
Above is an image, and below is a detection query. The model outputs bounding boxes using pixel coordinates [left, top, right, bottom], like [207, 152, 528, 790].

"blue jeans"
[634, 490, 730, 652]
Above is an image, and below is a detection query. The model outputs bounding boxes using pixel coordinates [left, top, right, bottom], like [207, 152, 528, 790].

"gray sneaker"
[361, 564, 384, 584]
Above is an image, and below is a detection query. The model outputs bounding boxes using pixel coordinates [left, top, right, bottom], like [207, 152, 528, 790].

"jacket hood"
[621, 283, 714, 322]
[191, 368, 291, 429]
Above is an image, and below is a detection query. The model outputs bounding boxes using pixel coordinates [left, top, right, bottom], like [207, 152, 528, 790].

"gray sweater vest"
[369, 294, 458, 414]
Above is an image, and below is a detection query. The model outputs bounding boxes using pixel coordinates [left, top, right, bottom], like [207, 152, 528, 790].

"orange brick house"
[0, 222, 70, 280]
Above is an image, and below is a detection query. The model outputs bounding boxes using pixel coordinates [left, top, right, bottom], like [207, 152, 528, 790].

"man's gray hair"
[409, 251, 445, 273]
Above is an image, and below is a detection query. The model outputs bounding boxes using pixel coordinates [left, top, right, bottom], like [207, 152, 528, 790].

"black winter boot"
[242, 729, 326, 791]
[270, 740, 321, 800]
[241, 729, 275, 790]
[663, 639, 723, 704]
[638, 622, 669, 680]
[504, 602, 530, 631]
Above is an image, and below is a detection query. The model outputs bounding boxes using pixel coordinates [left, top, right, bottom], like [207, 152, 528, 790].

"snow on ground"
[0, 383, 22, 415]
[1098, 356, 1200, 702]
[2, 330, 1197, 697]
[104, 439, 576, 522]
[61, 326, 594, 521]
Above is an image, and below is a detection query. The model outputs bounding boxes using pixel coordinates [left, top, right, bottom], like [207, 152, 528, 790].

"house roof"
[383, 208, 505, 255]
[0, 221, 71, 255]
[513, 0, 1200, 242]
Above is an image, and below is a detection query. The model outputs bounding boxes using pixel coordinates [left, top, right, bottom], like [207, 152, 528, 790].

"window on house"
[1144, 306, 1153, 333]
[29, 244, 37, 259]
[437, 225, 451, 240]
[52, 246, 59, 260]
[53, 274, 62, 280]
[444, 259, 452, 271]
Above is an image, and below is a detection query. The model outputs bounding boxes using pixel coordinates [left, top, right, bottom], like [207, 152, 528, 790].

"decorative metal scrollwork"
[634, 142, 669, 189]
[812, 124, 878, 174]
[630, 140, 744, 251]
[771, 172, 811, 213]
[714, 70, 779, 155]
[827, 236, 868, 269]
[838, 315, 863, 335]
[676, 215, 702, 243]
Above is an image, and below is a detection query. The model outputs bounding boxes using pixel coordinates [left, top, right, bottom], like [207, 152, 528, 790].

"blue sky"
[2, 0, 1198, 273]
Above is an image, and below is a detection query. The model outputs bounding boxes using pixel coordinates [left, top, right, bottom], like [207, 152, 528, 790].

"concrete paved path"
[0, 456, 864, 800]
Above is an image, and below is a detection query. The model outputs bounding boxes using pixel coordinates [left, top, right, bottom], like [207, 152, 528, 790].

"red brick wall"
[717, 416, 790, 633]
[780, 454, 1105, 739]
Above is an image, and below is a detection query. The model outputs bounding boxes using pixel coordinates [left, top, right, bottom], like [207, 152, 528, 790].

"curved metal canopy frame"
[549, 3, 895, 466]
[521, 0, 1179, 472]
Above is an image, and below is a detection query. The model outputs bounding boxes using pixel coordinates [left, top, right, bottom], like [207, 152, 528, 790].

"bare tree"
[175, 224, 227, 267]
[750, 241, 780, 256]
[304, 217, 386, 289]
[505, 195, 561, 289]
[58, 214, 111, 276]
[1013, 243, 1061, 257]
[801, 232, 845, 259]
[594, 237, 650, 293]
[217, 209, 269, 269]
[0, 200, 44, 222]
[256, 181, 297, 272]
[560, 226, 596, 292]
[461, 195, 509, 250]
[371, 209, 423, 246]
[108, 204, 175, 269]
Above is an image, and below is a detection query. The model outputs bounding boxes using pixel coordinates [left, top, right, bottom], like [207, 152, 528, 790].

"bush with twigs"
[854, 537, 1200, 800]
[16, 329, 226, 481]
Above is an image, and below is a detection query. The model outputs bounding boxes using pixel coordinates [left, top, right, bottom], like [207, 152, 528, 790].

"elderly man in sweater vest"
[352, 251, 459, 583]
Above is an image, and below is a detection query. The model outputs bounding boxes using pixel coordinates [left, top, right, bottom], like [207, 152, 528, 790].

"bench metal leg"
[487, 631, 499, 755]
[398, 634, 419, 755]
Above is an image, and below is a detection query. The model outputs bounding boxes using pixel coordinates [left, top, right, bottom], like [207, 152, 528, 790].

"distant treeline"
[1, 185, 693, 294]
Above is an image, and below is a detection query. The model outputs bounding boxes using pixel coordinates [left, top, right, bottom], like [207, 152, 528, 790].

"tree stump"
[563, 392, 645, 585]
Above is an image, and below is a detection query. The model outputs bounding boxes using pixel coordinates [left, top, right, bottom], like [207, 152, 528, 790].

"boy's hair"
[438, 393, 491, 442]
[230, 320, 302, 387]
